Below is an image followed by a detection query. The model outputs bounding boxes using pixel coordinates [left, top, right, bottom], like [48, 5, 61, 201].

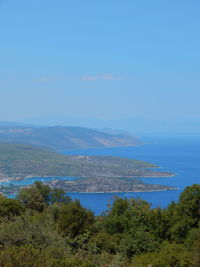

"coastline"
[0, 170, 175, 184]
[65, 188, 178, 194]
[140, 173, 175, 178]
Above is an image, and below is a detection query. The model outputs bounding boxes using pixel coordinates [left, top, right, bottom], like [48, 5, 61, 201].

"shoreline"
[2, 187, 178, 197]
[0, 170, 176, 183]
[140, 173, 175, 178]
[66, 188, 178, 194]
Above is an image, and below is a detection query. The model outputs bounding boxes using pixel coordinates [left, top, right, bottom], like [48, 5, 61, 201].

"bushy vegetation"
[1, 182, 200, 266]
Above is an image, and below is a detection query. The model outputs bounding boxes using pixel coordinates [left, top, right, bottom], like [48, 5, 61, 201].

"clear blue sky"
[1, 0, 200, 122]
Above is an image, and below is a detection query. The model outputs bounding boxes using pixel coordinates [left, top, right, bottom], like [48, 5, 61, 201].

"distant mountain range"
[0, 125, 140, 150]
[19, 115, 200, 134]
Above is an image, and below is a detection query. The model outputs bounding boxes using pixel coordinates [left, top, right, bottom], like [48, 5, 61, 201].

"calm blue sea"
[2, 135, 200, 215]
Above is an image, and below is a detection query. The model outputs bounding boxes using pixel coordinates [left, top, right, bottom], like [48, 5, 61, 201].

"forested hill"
[0, 125, 140, 150]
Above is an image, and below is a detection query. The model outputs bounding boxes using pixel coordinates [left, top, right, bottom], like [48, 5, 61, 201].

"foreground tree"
[57, 199, 95, 238]
[166, 184, 200, 242]
[0, 195, 25, 219]
[17, 182, 71, 212]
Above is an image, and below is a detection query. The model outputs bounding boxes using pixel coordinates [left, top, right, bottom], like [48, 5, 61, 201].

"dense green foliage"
[1, 183, 200, 266]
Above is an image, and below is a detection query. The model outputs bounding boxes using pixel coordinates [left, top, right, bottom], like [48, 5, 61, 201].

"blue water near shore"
[2, 135, 200, 215]
[0, 176, 77, 187]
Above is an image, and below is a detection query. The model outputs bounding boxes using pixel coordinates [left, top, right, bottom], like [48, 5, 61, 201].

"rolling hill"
[0, 126, 140, 150]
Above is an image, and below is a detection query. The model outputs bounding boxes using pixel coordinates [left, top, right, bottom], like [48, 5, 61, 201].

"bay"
[61, 135, 200, 214]
[2, 135, 200, 215]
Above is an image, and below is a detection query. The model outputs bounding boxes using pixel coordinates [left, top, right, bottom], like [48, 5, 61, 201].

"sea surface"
[2, 135, 200, 215]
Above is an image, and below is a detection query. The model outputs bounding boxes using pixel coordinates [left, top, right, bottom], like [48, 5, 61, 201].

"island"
[48, 177, 175, 193]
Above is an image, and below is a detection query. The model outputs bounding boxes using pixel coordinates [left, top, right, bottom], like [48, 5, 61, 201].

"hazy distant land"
[0, 125, 140, 150]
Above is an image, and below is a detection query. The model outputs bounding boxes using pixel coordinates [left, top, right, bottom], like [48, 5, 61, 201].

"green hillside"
[0, 142, 157, 180]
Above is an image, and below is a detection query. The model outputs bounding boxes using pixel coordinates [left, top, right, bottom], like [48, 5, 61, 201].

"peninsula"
[0, 142, 175, 193]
